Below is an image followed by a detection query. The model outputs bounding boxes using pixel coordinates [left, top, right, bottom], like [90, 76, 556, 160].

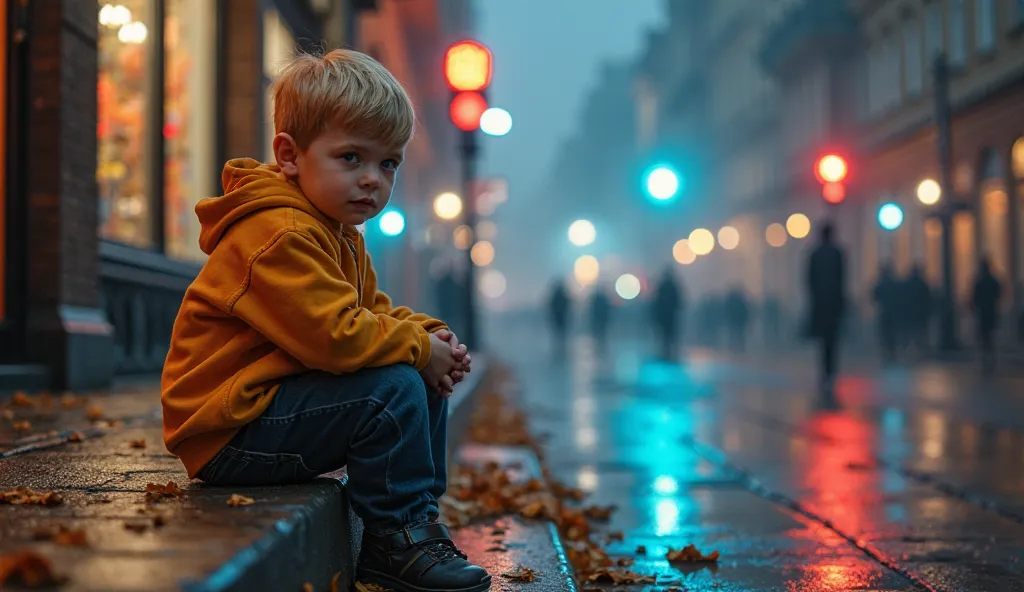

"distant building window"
[949, 0, 966, 67]
[904, 18, 922, 97]
[976, 0, 995, 53]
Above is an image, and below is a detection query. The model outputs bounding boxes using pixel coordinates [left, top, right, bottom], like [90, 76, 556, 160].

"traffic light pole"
[933, 54, 959, 352]
[460, 129, 480, 349]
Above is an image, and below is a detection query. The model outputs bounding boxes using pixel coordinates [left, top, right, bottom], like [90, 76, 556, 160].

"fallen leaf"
[60, 393, 85, 408]
[584, 569, 656, 584]
[502, 566, 538, 582]
[636, 545, 647, 555]
[330, 572, 341, 592]
[123, 521, 149, 533]
[1, 487, 63, 506]
[10, 392, 33, 407]
[144, 481, 183, 503]
[12, 420, 31, 432]
[355, 582, 390, 592]
[0, 550, 66, 588]
[85, 405, 105, 420]
[129, 439, 146, 449]
[32, 525, 88, 547]
[68, 431, 85, 442]
[666, 544, 719, 563]
[227, 493, 255, 507]
[583, 504, 615, 521]
[302, 584, 314, 592]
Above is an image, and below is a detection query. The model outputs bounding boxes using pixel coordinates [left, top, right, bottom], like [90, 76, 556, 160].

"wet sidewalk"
[491, 321, 1024, 591]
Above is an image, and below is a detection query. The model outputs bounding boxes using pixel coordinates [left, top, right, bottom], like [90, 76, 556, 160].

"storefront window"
[164, 0, 216, 262]
[98, 1, 155, 248]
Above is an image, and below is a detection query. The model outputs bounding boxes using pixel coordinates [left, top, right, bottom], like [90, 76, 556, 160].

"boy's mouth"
[350, 198, 375, 207]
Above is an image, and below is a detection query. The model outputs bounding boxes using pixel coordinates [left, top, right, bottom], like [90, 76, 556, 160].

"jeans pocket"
[203, 446, 305, 486]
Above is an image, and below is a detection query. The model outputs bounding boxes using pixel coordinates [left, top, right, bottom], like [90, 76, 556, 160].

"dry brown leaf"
[32, 524, 89, 547]
[1, 487, 63, 506]
[665, 544, 719, 563]
[227, 493, 256, 507]
[584, 569, 656, 584]
[129, 439, 146, 449]
[330, 572, 342, 592]
[302, 584, 314, 592]
[68, 431, 85, 442]
[60, 393, 84, 408]
[85, 405, 105, 420]
[0, 550, 66, 588]
[583, 504, 615, 521]
[502, 566, 538, 582]
[10, 392, 33, 407]
[144, 481, 183, 503]
[124, 521, 150, 533]
[12, 420, 31, 432]
[355, 582, 390, 592]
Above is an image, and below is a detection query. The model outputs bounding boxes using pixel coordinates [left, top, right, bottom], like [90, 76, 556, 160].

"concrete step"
[0, 360, 492, 591]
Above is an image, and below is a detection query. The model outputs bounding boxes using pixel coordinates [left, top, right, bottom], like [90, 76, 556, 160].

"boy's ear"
[273, 133, 301, 176]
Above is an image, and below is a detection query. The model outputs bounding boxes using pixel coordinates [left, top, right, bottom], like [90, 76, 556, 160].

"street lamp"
[917, 179, 942, 205]
[433, 192, 463, 220]
[568, 220, 597, 247]
[378, 210, 406, 237]
[688, 228, 715, 255]
[717, 226, 740, 250]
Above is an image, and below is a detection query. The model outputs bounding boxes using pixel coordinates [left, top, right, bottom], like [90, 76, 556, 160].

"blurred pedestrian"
[806, 223, 846, 394]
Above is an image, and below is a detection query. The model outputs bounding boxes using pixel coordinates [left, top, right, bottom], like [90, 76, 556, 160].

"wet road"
[489, 320, 1024, 591]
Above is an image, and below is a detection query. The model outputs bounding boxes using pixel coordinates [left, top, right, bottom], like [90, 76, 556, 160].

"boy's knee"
[378, 364, 427, 399]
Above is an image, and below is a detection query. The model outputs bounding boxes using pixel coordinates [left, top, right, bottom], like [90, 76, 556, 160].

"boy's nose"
[359, 171, 381, 189]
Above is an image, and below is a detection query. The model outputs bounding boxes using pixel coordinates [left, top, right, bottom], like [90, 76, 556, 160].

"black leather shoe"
[357, 522, 491, 592]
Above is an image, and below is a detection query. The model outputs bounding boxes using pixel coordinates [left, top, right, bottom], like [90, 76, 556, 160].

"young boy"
[161, 49, 490, 592]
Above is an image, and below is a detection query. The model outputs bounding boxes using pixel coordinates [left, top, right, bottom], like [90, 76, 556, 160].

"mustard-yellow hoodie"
[161, 158, 446, 478]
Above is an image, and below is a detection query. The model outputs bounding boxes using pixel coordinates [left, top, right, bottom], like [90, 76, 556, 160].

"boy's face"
[274, 125, 405, 227]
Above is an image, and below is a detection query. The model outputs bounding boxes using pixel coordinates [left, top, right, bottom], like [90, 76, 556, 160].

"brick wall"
[26, 0, 99, 311]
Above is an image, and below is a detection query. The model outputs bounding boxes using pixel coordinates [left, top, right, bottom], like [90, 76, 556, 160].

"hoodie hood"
[196, 158, 341, 254]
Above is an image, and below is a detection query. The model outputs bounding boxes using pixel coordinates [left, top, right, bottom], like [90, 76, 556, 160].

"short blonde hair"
[271, 49, 415, 150]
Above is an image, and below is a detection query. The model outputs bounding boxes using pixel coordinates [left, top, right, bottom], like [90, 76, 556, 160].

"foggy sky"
[475, 0, 665, 308]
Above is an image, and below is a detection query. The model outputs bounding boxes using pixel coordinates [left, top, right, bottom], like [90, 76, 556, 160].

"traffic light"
[444, 41, 492, 132]
[814, 154, 848, 204]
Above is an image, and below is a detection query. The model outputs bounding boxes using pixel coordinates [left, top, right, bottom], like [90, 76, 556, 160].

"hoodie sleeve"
[364, 252, 448, 334]
[229, 230, 434, 373]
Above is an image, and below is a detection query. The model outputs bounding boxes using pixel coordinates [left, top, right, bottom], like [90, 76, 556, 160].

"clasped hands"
[420, 328, 471, 398]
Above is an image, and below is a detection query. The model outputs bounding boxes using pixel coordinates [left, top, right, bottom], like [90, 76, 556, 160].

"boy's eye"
[382, 159, 400, 171]
[339, 153, 360, 163]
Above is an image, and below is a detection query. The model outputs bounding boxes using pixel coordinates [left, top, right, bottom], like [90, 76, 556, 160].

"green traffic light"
[644, 164, 682, 201]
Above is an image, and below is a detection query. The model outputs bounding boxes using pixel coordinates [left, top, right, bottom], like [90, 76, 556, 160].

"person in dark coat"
[806, 223, 845, 393]
[873, 263, 900, 363]
[651, 268, 685, 361]
[547, 280, 571, 358]
[904, 264, 933, 354]
[589, 288, 612, 355]
[972, 257, 1002, 373]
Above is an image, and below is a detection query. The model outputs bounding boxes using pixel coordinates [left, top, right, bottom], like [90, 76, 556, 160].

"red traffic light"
[450, 91, 488, 131]
[822, 182, 846, 204]
[444, 40, 492, 92]
[815, 154, 848, 184]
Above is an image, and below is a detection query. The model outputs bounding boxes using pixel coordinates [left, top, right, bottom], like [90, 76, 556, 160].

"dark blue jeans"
[197, 364, 448, 533]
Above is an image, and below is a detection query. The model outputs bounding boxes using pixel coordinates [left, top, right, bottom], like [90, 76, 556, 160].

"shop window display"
[97, 1, 154, 248]
[164, 0, 215, 262]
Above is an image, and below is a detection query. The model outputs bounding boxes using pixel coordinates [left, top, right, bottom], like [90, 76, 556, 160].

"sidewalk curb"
[186, 359, 495, 592]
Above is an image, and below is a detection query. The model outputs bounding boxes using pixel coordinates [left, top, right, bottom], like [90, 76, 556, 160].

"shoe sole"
[356, 570, 492, 592]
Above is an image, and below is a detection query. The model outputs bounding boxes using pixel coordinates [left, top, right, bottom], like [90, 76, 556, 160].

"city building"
[0, 0, 472, 390]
